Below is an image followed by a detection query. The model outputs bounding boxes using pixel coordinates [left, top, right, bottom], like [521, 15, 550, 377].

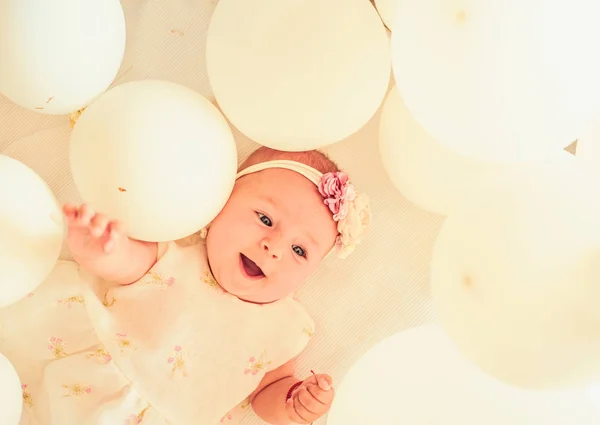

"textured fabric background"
[0, 2, 437, 423]
[1, 1, 588, 424]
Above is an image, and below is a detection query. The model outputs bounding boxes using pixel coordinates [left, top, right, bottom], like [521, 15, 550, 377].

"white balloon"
[374, 0, 397, 30]
[0, 155, 64, 308]
[576, 119, 600, 164]
[431, 160, 600, 389]
[391, 0, 600, 163]
[379, 86, 573, 216]
[0, 353, 22, 425]
[69, 80, 238, 242]
[327, 325, 600, 425]
[0, 0, 126, 115]
[206, 0, 391, 151]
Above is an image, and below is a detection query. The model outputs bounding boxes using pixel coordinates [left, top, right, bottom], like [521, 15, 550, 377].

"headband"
[236, 160, 371, 259]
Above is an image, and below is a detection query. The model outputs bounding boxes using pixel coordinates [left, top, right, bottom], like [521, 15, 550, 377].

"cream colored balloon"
[0, 156, 64, 308]
[327, 325, 600, 425]
[0, 0, 126, 114]
[379, 86, 573, 216]
[206, 0, 390, 150]
[431, 160, 600, 389]
[0, 353, 22, 425]
[391, 0, 600, 163]
[70, 80, 238, 242]
[575, 120, 600, 164]
[374, 0, 397, 30]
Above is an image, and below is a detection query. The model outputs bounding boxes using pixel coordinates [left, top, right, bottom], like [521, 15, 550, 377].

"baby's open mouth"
[240, 254, 265, 278]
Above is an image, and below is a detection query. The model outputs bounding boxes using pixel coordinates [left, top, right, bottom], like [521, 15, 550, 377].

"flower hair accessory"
[236, 160, 371, 259]
[318, 172, 370, 258]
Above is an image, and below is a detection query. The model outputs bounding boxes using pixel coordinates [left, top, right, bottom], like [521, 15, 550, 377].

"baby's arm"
[64, 204, 158, 285]
[251, 358, 335, 424]
[250, 360, 299, 425]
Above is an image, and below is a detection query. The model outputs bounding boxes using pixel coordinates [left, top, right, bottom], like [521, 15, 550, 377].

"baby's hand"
[63, 204, 121, 258]
[286, 373, 335, 424]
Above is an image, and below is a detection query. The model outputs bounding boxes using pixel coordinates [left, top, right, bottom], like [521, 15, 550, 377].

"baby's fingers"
[90, 213, 110, 238]
[102, 222, 121, 253]
[62, 204, 79, 221]
[306, 383, 334, 407]
[77, 204, 95, 226]
[286, 395, 312, 425]
[64, 203, 95, 227]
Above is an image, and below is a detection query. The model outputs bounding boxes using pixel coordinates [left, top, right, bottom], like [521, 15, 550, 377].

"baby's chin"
[221, 280, 282, 304]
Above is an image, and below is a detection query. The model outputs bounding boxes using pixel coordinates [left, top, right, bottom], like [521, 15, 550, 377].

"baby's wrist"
[285, 380, 303, 402]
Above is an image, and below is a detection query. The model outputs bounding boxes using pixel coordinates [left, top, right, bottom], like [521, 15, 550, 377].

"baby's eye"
[256, 212, 272, 227]
[292, 245, 306, 258]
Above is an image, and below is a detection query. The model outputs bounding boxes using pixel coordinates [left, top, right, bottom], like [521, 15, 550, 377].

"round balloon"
[431, 160, 600, 389]
[0, 0, 126, 114]
[379, 86, 573, 216]
[0, 353, 22, 425]
[69, 80, 238, 242]
[0, 155, 64, 308]
[391, 0, 600, 163]
[575, 120, 600, 164]
[327, 325, 600, 425]
[206, 0, 391, 151]
[374, 0, 397, 30]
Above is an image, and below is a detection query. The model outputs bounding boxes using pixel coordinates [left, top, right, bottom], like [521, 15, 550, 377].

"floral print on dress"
[220, 412, 233, 423]
[167, 345, 187, 377]
[244, 351, 271, 375]
[240, 398, 251, 410]
[61, 384, 92, 397]
[48, 337, 67, 359]
[22, 384, 33, 408]
[202, 270, 224, 292]
[144, 271, 176, 289]
[221, 398, 251, 423]
[57, 294, 85, 308]
[102, 290, 116, 307]
[116, 333, 137, 353]
[125, 406, 149, 424]
[85, 348, 112, 364]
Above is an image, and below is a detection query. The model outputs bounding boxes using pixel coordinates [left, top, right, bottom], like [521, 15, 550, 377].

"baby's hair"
[239, 146, 341, 175]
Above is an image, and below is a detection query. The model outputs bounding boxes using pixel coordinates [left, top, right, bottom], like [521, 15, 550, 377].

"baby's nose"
[261, 239, 282, 260]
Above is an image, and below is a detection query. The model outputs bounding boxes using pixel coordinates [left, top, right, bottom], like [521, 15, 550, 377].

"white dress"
[0, 236, 314, 425]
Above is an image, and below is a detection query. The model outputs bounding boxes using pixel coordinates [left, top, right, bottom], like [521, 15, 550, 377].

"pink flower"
[168, 357, 175, 364]
[85, 388, 92, 393]
[335, 192, 371, 259]
[248, 356, 255, 362]
[167, 277, 175, 286]
[174, 345, 181, 352]
[318, 172, 356, 221]
[21, 384, 27, 390]
[49, 337, 56, 343]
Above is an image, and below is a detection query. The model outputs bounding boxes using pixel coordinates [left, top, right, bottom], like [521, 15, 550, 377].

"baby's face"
[206, 168, 338, 303]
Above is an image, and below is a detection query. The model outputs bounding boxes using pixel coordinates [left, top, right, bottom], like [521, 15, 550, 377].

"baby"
[0, 147, 370, 425]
